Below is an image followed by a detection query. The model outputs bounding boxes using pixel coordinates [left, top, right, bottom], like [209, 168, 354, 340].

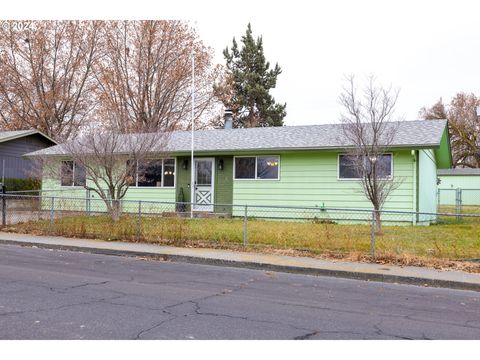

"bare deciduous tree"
[339, 75, 403, 233]
[95, 20, 221, 133]
[0, 21, 102, 140]
[0, 20, 223, 138]
[420, 94, 480, 168]
[40, 126, 170, 221]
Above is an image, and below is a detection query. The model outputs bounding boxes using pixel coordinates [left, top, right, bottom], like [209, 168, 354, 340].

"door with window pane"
[193, 158, 214, 211]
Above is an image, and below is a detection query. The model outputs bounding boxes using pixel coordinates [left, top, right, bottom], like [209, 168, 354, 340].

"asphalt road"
[1, 244, 480, 339]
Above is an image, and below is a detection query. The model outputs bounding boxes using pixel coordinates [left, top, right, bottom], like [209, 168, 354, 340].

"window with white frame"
[163, 159, 175, 187]
[338, 154, 392, 179]
[234, 156, 280, 180]
[126, 158, 175, 187]
[60, 160, 86, 187]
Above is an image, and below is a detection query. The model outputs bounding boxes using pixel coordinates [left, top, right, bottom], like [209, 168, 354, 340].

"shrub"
[2, 178, 41, 192]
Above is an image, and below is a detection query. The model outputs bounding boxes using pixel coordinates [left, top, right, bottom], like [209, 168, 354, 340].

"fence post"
[86, 189, 91, 216]
[243, 205, 248, 246]
[455, 188, 459, 215]
[455, 188, 462, 221]
[371, 210, 375, 259]
[436, 189, 440, 222]
[458, 188, 462, 217]
[136, 200, 142, 241]
[1, 186, 6, 227]
[49, 197, 55, 234]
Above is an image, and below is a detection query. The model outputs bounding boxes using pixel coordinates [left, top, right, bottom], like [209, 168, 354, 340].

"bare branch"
[38, 122, 171, 221]
[339, 75, 403, 233]
[95, 21, 221, 133]
[0, 21, 103, 140]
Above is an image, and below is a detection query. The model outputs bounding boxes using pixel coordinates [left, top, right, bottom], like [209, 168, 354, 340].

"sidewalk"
[1, 231, 480, 291]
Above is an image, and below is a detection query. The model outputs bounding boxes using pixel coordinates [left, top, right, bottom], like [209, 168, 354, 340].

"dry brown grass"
[3, 214, 480, 273]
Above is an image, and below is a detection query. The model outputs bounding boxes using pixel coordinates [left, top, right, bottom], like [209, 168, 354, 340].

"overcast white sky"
[4, 0, 480, 126]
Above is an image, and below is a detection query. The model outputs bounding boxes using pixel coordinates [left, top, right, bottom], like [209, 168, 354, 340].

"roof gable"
[434, 125, 452, 169]
[0, 130, 57, 145]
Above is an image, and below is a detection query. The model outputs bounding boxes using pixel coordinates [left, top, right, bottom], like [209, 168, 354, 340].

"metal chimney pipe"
[224, 109, 233, 129]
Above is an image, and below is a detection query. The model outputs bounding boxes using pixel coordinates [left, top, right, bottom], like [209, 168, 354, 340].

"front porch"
[175, 155, 234, 215]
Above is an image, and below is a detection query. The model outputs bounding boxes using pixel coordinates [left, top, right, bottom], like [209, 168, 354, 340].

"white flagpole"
[190, 52, 195, 218]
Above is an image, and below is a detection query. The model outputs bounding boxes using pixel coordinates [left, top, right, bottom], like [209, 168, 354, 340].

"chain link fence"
[1, 193, 480, 264]
[438, 188, 480, 215]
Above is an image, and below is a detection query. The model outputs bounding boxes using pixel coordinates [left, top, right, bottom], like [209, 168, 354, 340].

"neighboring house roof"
[25, 119, 448, 157]
[0, 129, 57, 145]
[437, 168, 480, 176]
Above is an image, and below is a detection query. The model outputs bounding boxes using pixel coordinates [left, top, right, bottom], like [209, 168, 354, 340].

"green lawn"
[5, 214, 480, 267]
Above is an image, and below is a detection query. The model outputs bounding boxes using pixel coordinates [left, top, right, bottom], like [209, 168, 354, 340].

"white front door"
[193, 158, 214, 212]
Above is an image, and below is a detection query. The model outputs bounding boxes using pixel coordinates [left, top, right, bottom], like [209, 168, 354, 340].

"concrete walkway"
[1, 231, 479, 292]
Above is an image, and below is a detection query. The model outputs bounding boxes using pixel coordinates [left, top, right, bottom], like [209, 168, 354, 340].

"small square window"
[74, 163, 86, 186]
[257, 156, 279, 179]
[126, 159, 137, 186]
[235, 157, 256, 179]
[61, 161, 86, 186]
[339, 155, 360, 179]
[138, 160, 163, 187]
[376, 154, 392, 178]
[61, 161, 74, 186]
[164, 159, 175, 187]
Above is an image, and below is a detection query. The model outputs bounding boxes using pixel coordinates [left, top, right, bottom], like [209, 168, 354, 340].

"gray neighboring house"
[0, 130, 57, 181]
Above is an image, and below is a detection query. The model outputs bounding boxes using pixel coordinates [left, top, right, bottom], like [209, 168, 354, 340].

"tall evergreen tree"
[216, 24, 286, 128]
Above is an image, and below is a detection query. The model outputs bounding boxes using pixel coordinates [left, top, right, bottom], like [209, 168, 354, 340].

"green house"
[27, 119, 452, 223]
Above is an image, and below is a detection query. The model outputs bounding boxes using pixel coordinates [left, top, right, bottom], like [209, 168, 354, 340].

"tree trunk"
[374, 208, 382, 234]
[110, 199, 122, 222]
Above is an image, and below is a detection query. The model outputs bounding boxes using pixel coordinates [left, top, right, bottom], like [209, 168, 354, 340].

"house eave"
[1, 130, 57, 146]
[27, 143, 442, 158]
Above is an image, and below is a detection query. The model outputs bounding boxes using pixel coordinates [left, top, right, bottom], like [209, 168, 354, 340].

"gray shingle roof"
[0, 129, 56, 144]
[26, 119, 447, 157]
[437, 168, 480, 176]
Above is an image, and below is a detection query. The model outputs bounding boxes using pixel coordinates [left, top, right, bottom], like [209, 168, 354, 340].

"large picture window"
[234, 156, 280, 180]
[61, 161, 86, 187]
[127, 158, 175, 187]
[338, 154, 392, 179]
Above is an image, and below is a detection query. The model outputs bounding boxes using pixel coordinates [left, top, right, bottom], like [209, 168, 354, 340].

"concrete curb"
[1, 238, 480, 292]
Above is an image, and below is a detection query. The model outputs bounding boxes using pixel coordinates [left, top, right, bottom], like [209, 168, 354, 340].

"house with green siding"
[27, 118, 452, 224]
